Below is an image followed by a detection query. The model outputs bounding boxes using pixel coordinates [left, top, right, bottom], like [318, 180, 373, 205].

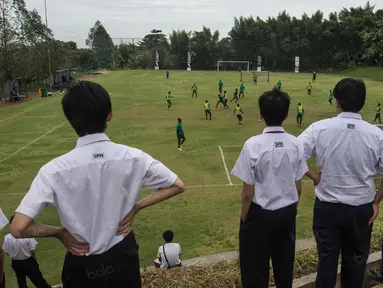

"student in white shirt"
[156, 230, 181, 269]
[298, 78, 383, 288]
[9, 81, 185, 288]
[231, 89, 308, 288]
[3, 216, 51, 288]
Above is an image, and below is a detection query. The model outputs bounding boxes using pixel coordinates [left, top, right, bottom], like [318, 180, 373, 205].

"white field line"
[220, 145, 242, 148]
[133, 71, 150, 77]
[0, 101, 50, 124]
[0, 120, 67, 164]
[218, 146, 233, 186]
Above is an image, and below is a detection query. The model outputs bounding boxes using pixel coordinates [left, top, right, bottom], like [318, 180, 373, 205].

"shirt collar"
[263, 126, 285, 134]
[337, 112, 362, 120]
[76, 133, 111, 148]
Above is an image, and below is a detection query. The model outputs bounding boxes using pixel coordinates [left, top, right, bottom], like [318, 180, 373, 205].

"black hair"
[62, 81, 112, 137]
[379, 103, 381, 106]
[298, 103, 301, 105]
[168, 91, 171, 94]
[163, 230, 174, 243]
[178, 118, 182, 123]
[333, 78, 366, 112]
[10, 215, 14, 224]
[237, 103, 240, 107]
[224, 91, 226, 93]
[258, 88, 291, 126]
[205, 100, 208, 103]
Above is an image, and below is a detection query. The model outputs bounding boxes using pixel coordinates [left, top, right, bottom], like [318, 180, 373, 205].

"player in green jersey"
[307, 82, 312, 96]
[239, 83, 245, 98]
[230, 89, 239, 103]
[218, 80, 224, 93]
[191, 84, 198, 98]
[276, 80, 282, 90]
[215, 93, 224, 108]
[166, 91, 174, 110]
[176, 118, 186, 151]
[374, 103, 381, 124]
[233, 103, 245, 125]
[296, 103, 304, 127]
[329, 90, 333, 105]
[204, 100, 212, 120]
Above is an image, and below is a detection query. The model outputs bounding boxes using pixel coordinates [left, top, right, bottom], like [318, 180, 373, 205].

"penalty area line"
[0, 120, 67, 164]
[218, 146, 233, 186]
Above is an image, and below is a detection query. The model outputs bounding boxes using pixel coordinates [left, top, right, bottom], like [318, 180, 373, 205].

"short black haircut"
[163, 230, 174, 243]
[62, 81, 112, 137]
[10, 215, 14, 224]
[298, 103, 301, 105]
[205, 100, 208, 103]
[333, 78, 366, 112]
[379, 103, 381, 106]
[178, 118, 182, 123]
[258, 88, 291, 126]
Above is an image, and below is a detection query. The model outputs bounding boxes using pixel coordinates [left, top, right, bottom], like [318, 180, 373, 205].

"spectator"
[298, 78, 383, 288]
[156, 230, 181, 269]
[9, 81, 185, 288]
[231, 89, 308, 288]
[3, 216, 51, 288]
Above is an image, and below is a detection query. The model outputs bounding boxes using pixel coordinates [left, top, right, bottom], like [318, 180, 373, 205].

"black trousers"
[313, 198, 373, 288]
[374, 114, 381, 124]
[12, 257, 51, 288]
[239, 202, 297, 288]
[0, 273, 4, 288]
[192, 91, 197, 97]
[62, 233, 141, 288]
[205, 110, 212, 120]
[177, 134, 185, 148]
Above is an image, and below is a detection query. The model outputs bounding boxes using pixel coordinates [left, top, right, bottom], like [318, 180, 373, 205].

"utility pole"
[0, 0, 10, 81]
[44, 0, 52, 90]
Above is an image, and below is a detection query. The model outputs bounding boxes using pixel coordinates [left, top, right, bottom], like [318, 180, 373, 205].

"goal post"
[245, 70, 270, 83]
[217, 61, 250, 72]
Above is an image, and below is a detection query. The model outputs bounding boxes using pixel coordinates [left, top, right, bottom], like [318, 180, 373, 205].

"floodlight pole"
[44, 0, 52, 90]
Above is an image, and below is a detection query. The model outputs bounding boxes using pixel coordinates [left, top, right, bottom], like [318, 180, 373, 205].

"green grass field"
[0, 69, 382, 287]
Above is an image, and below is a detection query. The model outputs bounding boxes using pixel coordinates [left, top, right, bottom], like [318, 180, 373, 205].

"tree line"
[1, 0, 382, 87]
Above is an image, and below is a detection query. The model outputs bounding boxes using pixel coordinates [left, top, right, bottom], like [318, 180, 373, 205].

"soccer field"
[0, 70, 382, 286]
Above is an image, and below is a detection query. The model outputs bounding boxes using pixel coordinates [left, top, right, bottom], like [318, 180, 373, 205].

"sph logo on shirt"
[347, 124, 355, 129]
[93, 153, 104, 159]
[275, 142, 284, 148]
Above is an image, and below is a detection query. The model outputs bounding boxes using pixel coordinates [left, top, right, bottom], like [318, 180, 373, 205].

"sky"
[27, 0, 382, 47]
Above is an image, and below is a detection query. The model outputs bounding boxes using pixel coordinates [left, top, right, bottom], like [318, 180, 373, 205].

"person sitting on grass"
[155, 230, 181, 270]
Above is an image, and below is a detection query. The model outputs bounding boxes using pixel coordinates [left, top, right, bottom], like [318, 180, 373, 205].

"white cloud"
[26, 0, 383, 47]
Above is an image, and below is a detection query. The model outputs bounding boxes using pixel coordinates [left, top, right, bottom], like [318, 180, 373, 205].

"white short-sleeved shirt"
[15, 133, 178, 255]
[3, 234, 37, 260]
[298, 112, 383, 205]
[231, 126, 308, 210]
[157, 243, 181, 269]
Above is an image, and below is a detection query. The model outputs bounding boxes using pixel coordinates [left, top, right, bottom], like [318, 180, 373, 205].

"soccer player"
[329, 90, 333, 106]
[233, 103, 245, 125]
[191, 84, 198, 98]
[204, 100, 212, 120]
[307, 82, 312, 96]
[215, 93, 224, 108]
[230, 89, 239, 103]
[276, 80, 282, 90]
[176, 118, 186, 151]
[253, 73, 257, 84]
[313, 71, 316, 82]
[218, 80, 224, 94]
[166, 71, 169, 79]
[166, 91, 174, 110]
[232, 88, 308, 288]
[297, 103, 304, 127]
[374, 103, 381, 124]
[223, 91, 230, 109]
[239, 83, 245, 98]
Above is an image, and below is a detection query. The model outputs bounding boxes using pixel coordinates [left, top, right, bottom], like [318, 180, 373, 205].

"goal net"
[217, 61, 249, 72]
[247, 71, 270, 83]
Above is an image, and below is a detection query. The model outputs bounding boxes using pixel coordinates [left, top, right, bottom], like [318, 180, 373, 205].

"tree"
[86, 21, 114, 68]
